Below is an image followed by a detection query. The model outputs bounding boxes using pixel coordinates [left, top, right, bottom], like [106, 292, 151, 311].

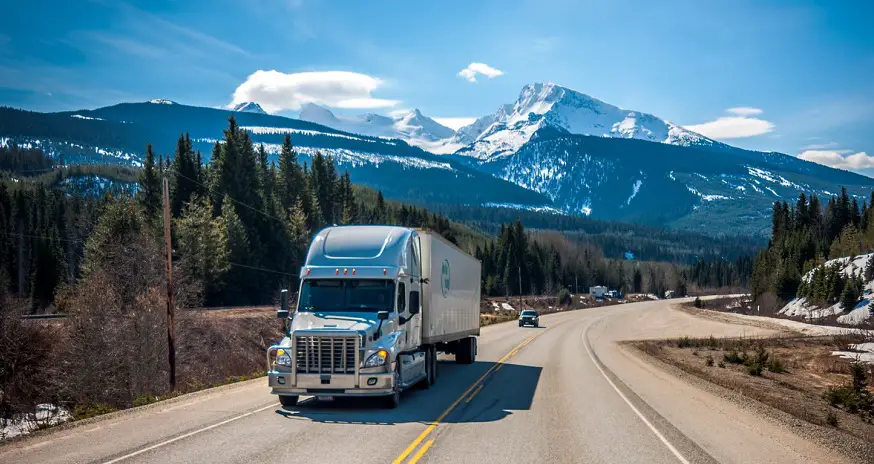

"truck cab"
[267, 225, 480, 409]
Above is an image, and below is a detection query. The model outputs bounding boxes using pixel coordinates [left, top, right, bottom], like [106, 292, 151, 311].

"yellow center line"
[391, 328, 551, 464]
[465, 384, 484, 404]
[407, 439, 434, 464]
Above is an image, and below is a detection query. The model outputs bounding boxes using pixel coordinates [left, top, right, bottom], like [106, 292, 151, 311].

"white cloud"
[801, 141, 838, 150]
[458, 62, 504, 83]
[230, 70, 400, 113]
[433, 117, 477, 130]
[798, 149, 874, 170]
[726, 107, 763, 117]
[684, 108, 775, 139]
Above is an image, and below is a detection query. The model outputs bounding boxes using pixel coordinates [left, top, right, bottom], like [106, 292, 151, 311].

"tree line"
[751, 188, 874, 309]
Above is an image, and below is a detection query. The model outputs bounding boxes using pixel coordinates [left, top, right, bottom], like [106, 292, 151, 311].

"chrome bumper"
[267, 371, 394, 396]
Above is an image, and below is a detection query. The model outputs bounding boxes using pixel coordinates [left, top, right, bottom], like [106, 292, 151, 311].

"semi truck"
[267, 225, 481, 408]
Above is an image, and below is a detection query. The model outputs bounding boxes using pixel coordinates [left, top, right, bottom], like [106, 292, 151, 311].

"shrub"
[823, 361, 874, 418]
[744, 345, 770, 376]
[705, 354, 714, 366]
[73, 403, 118, 420]
[557, 288, 572, 306]
[724, 350, 745, 364]
[677, 336, 692, 348]
[718, 361, 726, 368]
[693, 297, 703, 308]
[767, 357, 787, 374]
[826, 410, 839, 427]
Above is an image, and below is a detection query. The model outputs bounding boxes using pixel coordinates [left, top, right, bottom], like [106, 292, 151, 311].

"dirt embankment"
[632, 334, 874, 462]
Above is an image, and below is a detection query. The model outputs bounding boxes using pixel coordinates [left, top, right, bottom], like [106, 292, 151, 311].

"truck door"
[405, 234, 422, 348]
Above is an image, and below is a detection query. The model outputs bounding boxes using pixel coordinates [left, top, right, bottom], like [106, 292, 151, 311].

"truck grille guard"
[267, 331, 361, 388]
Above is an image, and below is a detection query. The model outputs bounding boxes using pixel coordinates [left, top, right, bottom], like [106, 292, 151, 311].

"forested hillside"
[1, 116, 753, 312]
[751, 188, 874, 309]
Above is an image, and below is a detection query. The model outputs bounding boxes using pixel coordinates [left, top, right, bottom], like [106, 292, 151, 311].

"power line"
[0, 230, 86, 245]
[168, 168, 287, 224]
[228, 262, 298, 277]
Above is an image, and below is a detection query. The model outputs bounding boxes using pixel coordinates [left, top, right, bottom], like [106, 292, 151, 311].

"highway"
[0, 298, 851, 464]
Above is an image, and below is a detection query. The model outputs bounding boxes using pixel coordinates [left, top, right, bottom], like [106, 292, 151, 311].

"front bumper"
[268, 371, 395, 397]
[520, 319, 538, 325]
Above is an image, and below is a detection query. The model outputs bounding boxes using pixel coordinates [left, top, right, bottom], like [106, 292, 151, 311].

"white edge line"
[101, 403, 276, 463]
[583, 328, 691, 464]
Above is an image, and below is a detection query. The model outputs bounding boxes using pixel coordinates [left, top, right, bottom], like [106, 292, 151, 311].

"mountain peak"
[148, 98, 177, 105]
[454, 82, 714, 160]
[232, 101, 266, 114]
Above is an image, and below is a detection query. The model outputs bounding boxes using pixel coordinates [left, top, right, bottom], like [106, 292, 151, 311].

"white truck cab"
[267, 225, 481, 408]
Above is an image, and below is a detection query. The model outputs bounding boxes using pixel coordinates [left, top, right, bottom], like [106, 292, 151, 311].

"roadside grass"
[630, 333, 874, 449]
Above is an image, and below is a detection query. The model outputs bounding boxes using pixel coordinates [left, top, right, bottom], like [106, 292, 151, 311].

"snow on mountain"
[148, 99, 177, 105]
[453, 82, 717, 161]
[232, 102, 267, 114]
[298, 104, 458, 152]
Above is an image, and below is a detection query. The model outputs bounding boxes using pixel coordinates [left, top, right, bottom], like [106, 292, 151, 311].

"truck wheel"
[423, 346, 436, 388]
[278, 395, 298, 408]
[455, 337, 475, 364]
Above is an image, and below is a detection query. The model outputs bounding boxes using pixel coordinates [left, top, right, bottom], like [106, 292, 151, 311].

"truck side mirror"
[377, 311, 389, 321]
[277, 289, 289, 319]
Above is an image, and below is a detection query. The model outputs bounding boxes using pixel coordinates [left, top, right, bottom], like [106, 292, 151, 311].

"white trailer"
[266, 225, 481, 408]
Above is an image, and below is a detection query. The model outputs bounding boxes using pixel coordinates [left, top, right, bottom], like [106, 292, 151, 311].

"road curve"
[0, 298, 852, 464]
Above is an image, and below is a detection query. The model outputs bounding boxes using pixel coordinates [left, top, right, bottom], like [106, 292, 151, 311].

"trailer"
[266, 225, 481, 408]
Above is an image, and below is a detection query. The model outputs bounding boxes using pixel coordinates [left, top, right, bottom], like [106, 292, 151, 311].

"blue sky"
[2, 0, 873, 174]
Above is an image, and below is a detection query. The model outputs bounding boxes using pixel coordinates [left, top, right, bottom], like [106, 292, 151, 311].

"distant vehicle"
[267, 226, 481, 409]
[606, 290, 622, 299]
[519, 310, 539, 328]
[665, 290, 675, 299]
[590, 285, 607, 299]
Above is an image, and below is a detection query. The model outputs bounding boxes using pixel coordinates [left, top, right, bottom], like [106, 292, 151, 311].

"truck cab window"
[397, 282, 406, 313]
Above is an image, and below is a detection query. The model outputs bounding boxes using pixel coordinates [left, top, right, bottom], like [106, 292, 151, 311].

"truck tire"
[278, 395, 298, 408]
[455, 337, 475, 364]
[422, 346, 435, 388]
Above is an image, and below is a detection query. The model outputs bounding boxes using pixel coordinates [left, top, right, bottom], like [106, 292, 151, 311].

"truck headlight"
[364, 350, 388, 368]
[275, 349, 292, 367]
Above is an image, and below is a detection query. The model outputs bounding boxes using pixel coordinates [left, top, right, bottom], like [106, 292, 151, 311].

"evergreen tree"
[175, 196, 230, 304]
[137, 145, 161, 220]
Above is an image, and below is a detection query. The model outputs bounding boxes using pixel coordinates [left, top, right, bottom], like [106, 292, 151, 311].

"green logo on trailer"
[441, 259, 450, 298]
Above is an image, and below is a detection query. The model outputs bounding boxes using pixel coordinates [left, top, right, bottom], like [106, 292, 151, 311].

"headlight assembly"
[275, 348, 292, 367]
[364, 349, 388, 368]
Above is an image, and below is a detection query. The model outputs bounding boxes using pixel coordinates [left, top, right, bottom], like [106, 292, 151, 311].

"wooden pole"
[162, 177, 176, 390]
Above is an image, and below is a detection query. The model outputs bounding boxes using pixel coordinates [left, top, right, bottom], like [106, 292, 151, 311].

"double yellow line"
[392, 330, 547, 464]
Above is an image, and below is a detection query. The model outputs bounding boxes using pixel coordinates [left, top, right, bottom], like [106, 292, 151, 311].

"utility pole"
[518, 266, 523, 310]
[575, 273, 579, 295]
[162, 177, 176, 390]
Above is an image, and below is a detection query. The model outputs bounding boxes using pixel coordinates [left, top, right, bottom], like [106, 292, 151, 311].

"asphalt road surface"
[0, 298, 851, 464]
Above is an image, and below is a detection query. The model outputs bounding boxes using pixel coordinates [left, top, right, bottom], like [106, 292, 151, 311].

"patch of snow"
[626, 180, 643, 205]
[832, 342, 874, 364]
[71, 114, 104, 121]
[480, 202, 563, 214]
[501, 302, 515, 311]
[148, 98, 176, 105]
[668, 171, 676, 181]
[1, 404, 71, 440]
[581, 205, 592, 216]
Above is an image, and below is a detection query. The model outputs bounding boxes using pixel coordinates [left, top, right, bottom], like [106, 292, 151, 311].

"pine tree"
[137, 145, 162, 220]
[175, 195, 230, 304]
[170, 133, 199, 217]
[277, 134, 306, 210]
[840, 280, 859, 312]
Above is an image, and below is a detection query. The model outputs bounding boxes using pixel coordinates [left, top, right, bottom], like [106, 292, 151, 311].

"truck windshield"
[298, 279, 396, 312]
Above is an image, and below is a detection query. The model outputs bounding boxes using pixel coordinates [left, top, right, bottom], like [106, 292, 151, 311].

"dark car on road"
[519, 310, 539, 328]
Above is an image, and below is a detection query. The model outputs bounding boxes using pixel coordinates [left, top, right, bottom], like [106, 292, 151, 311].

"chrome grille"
[295, 335, 357, 374]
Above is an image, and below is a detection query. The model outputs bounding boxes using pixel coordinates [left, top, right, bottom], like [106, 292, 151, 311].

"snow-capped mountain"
[453, 82, 719, 161]
[148, 99, 177, 105]
[298, 104, 458, 152]
[232, 102, 267, 114]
